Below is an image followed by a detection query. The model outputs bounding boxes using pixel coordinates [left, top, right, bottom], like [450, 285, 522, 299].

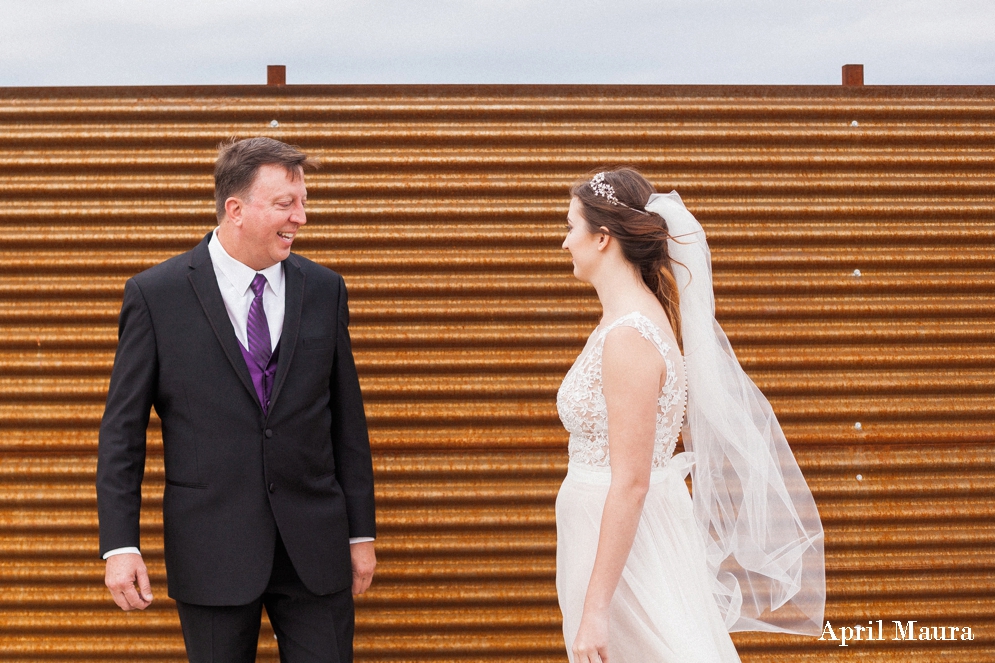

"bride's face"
[562, 197, 605, 282]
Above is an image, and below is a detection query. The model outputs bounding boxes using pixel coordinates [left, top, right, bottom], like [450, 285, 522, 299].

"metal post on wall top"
[842, 64, 864, 86]
[267, 65, 286, 86]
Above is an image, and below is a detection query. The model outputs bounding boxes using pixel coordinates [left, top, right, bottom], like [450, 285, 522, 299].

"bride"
[555, 169, 825, 662]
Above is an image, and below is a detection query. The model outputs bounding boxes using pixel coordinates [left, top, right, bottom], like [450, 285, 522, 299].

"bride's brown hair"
[570, 167, 683, 350]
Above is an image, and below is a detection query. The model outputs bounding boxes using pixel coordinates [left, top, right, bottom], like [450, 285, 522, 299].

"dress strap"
[600, 311, 674, 360]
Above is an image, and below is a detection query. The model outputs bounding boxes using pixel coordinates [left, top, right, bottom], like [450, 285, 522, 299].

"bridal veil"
[645, 192, 826, 635]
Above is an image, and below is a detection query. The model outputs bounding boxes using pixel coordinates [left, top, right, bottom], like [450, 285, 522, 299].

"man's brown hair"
[214, 137, 317, 219]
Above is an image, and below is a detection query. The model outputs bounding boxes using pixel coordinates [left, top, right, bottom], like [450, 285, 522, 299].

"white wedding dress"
[555, 311, 741, 663]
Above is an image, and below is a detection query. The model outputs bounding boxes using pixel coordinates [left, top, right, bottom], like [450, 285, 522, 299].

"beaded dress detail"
[555, 310, 741, 662]
[556, 312, 686, 469]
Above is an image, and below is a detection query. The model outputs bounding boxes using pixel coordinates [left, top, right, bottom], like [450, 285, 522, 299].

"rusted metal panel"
[0, 84, 993, 662]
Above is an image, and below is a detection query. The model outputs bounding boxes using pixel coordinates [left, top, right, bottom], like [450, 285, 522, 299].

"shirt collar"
[208, 228, 285, 297]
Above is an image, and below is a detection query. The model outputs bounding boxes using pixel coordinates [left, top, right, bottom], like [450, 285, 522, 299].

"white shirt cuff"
[349, 537, 375, 544]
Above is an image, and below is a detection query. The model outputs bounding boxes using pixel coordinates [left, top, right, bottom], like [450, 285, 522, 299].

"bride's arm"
[571, 327, 666, 663]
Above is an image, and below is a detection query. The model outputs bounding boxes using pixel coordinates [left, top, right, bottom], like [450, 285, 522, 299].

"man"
[97, 137, 376, 663]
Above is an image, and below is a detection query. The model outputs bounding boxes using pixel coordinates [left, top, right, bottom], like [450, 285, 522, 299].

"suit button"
[265, 429, 273, 438]
[268, 483, 276, 493]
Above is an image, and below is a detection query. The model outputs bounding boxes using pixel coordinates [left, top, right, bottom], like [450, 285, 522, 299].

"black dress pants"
[175, 533, 354, 663]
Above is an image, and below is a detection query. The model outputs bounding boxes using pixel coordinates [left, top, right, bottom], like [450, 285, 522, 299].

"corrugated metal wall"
[1, 84, 993, 661]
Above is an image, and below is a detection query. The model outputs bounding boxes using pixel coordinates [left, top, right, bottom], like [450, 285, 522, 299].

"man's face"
[233, 164, 307, 270]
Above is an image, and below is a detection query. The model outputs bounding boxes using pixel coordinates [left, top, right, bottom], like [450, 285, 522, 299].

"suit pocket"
[302, 336, 334, 350]
[315, 467, 337, 481]
[166, 479, 208, 489]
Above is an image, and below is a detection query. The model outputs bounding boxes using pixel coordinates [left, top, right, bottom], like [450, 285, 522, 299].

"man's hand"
[104, 553, 153, 611]
[350, 541, 376, 596]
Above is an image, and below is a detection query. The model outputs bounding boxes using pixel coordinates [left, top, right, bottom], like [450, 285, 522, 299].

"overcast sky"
[2, 0, 993, 87]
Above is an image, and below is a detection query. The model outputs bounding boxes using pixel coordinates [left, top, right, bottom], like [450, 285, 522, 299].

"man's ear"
[224, 197, 243, 226]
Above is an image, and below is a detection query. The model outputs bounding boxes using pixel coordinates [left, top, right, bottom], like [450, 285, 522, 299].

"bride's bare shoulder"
[601, 324, 666, 373]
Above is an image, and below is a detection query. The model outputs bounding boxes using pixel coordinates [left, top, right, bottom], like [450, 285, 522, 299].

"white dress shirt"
[207, 229, 285, 352]
[104, 230, 370, 559]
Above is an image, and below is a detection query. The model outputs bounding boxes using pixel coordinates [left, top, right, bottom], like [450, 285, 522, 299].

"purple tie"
[246, 274, 272, 369]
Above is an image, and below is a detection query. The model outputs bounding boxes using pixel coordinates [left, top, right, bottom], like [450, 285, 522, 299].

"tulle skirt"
[556, 455, 741, 663]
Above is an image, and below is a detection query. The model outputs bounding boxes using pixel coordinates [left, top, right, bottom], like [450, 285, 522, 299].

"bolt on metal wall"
[0, 84, 993, 661]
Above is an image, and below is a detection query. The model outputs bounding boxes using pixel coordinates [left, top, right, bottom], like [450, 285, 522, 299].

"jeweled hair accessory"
[589, 171, 648, 214]
[589, 172, 621, 206]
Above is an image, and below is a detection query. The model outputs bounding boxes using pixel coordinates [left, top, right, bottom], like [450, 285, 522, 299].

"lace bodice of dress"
[557, 311, 687, 469]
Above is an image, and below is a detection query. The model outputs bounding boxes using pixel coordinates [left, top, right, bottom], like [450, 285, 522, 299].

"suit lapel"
[267, 254, 303, 417]
[187, 235, 260, 410]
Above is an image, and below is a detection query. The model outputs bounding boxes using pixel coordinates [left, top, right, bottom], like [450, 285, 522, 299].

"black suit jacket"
[96, 233, 376, 606]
